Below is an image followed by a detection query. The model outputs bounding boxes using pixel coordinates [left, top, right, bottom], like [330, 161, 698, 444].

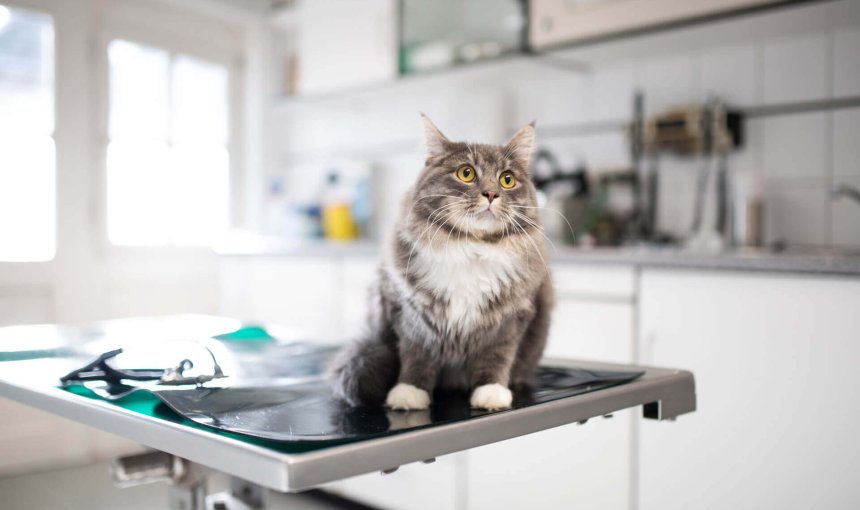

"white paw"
[470, 383, 513, 410]
[386, 383, 431, 411]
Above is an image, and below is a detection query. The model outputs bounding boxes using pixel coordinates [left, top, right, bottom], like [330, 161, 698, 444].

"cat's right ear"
[420, 113, 451, 161]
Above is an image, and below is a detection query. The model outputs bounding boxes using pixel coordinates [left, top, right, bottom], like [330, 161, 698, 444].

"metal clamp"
[112, 451, 267, 510]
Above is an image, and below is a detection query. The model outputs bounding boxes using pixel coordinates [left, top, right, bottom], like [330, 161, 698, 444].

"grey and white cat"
[329, 114, 553, 411]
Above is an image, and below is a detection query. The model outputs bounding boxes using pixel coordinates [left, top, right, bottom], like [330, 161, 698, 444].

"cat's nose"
[482, 191, 497, 203]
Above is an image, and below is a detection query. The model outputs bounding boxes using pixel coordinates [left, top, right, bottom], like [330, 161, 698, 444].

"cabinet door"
[324, 454, 462, 510]
[339, 256, 379, 338]
[466, 411, 633, 510]
[546, 299, 634, 363]
[638, 270, 860, 510]
[468, 287, 636, 510]
[293, 0, 397, 94]
[219, 257, 337, 335]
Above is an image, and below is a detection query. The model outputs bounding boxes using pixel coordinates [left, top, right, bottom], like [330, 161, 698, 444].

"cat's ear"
[504, 122, 536, 171]
[420, 113, 451, 160]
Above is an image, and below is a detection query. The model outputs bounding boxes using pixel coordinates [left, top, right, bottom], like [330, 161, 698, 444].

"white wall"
[269, 0, 860, 248]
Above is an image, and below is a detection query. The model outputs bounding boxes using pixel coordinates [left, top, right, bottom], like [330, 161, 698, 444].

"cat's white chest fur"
[412, 241, 518, 333]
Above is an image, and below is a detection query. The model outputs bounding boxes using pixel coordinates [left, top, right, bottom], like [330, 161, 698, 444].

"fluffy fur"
[329, 114, 554, 410]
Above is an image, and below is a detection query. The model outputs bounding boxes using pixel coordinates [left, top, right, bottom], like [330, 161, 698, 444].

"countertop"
[216, 239, 860, 277]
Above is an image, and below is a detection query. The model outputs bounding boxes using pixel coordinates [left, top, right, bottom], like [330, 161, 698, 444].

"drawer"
[325, 453, 460, 510]
[551, 264, 636, 300]
[546, 299, 634, 363]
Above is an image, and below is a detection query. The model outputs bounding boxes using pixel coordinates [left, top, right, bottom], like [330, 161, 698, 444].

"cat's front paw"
[386, 383, 431, 411]
[470, 383, 513, 410]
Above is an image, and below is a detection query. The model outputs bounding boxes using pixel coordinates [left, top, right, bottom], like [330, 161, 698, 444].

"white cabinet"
[284, 0, 398, 95]
[466, 264, 637, 510]
[219, 256, 338, 335]
[466, 411, 634, 510]
[546, 300, 634, 363]
[339, 256, 379, 336]
[547, 264, 635, 364]
[637, 269, 860, 510]
[219, 254, 378, 339]
[529, 0, 784, 50]
[325, 455, 463, 510]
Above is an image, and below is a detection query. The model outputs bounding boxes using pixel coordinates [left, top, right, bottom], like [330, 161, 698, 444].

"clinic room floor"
[0, 461, 373, 510]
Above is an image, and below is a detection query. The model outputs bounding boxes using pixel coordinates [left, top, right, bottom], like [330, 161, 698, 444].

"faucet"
[831, 184, 860, 205]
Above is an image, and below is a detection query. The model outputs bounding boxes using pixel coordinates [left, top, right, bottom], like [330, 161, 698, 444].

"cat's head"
[408, 114, 540, 242]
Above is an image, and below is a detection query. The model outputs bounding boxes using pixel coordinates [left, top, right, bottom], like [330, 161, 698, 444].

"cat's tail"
[328, 333, 399, 407]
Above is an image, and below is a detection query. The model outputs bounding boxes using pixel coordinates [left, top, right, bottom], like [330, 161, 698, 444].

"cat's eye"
[456, 165, 476, 183]
[499, 171, 516, 189]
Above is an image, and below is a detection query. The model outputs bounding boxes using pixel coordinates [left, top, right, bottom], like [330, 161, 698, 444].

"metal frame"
[0, 357, 694, 493]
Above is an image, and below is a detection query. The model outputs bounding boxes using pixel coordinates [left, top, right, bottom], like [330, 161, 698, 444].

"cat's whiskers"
[422, 199, 468, 235]
[424, 202, 462, 231]
[509, 204, 576, 242]
[505, 211, 550, 277]
[406, 201, 466, 275]
[444, 211, 465, 258]
[428, 207, 463, 248]
[509, 209, 558, 253]
[426, 200, 468, 236]
[407, 193, 468, 223]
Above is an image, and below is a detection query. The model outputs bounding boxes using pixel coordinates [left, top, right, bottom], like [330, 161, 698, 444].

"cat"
[328, 114, 553, 411]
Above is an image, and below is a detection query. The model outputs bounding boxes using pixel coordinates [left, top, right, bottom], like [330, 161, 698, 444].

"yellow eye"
[456, 165, 476, 182]
[499, 171, 516, 189]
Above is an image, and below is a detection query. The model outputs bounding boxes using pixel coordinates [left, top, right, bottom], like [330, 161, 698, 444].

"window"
[106, 39, 230, 246]
[0, 5, 54, 261]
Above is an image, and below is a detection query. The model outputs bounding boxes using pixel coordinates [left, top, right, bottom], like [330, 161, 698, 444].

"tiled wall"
[270, 0, 860, 248]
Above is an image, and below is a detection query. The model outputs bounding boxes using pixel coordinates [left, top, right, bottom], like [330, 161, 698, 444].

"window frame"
[94, 18, 245, 257]
[0, 0, 57, 279]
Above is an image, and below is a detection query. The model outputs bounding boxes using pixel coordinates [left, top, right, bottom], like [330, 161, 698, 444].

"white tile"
[515, 72, 585, 127]
[831, 177, 860, 248]
[833, 107, 860, 178]
[764, 186, 829, 246]
[533, 137, 584, 171]
[833, 28, 860, 98]
[583, 63, 636, 122]
[531, 132, 629, 174]
[637, 53, 699, 114]
[762, 34, 829, 105]
[578, 132, 629, 169]
[700, 45, 759, 106]
[761, 112, 829, 180]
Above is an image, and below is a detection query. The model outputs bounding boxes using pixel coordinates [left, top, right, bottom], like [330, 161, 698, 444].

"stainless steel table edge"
[0, 357, 695, 493]
[0, 380, 294, 491]
[289, 358, 695, 490]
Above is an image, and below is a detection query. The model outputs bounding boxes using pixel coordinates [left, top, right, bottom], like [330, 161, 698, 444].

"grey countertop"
[549, 246, 860, 276]
[216, 239, 860, 277]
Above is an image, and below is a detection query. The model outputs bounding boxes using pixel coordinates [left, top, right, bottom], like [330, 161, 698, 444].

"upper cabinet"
[272, 0, 800, 95]
[272, 0, 398, 95]
[528, 0, 785, 50]
[400, 0, 526, 75]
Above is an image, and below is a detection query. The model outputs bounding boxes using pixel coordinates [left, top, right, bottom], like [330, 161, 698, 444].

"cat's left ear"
[420, 113, 451, 161]
[504, 122, 536, 171]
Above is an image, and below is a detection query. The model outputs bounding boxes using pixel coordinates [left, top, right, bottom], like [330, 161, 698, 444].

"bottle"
[265, 178, 288, 237]
[321, 172, 358, 241]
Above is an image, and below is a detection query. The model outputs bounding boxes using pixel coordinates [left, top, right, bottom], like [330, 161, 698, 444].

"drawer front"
[546, 299, 634, 364]
[325, 454, 460, 510]
[552, 264, 636, 300]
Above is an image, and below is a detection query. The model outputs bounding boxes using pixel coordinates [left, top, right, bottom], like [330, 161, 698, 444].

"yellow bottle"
[322, 202, 358, 241]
